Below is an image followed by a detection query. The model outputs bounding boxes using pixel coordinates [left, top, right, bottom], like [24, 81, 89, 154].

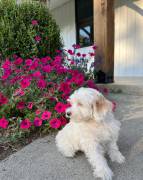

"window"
[75, 0, 93, 47]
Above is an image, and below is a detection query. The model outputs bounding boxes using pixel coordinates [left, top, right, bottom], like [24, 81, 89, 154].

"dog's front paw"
[58, 148, 75, 158]
[116, 153, 125, 164]
[62, 151, 75, 158]
[93, 167, 113, 180]
[111, 152, 125, 164]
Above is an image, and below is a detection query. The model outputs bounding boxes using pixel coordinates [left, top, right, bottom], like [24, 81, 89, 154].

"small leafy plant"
[0, 0, 62, 59]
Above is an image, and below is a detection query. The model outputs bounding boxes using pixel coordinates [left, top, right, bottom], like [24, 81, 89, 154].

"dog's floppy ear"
[92, 94, 112, 122]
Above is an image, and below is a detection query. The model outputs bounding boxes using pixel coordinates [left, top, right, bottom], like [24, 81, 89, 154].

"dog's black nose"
[66, 112, 71, 116]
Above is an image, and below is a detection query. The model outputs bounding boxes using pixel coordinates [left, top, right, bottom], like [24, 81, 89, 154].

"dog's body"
[56, 88, 125, 180]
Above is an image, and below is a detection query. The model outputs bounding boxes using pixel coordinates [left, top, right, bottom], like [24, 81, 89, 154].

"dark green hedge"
[0, 0, 63, 59]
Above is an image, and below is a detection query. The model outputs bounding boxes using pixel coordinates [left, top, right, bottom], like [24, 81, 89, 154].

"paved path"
[0, 94, 143, 180]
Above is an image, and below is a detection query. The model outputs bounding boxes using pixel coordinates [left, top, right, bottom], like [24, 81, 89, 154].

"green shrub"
[0, 0, 63, 59]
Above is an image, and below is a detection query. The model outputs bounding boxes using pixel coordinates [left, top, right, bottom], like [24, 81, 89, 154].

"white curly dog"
[56, 87, 125, 180]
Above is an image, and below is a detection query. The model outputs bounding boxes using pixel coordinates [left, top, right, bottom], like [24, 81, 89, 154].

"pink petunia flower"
[20, 119, 31, 129]
[41, 56, 51, 62]
[89, 52, 95, 57]
[20, 79, 31, 89]
[35, 109, 41, 115]
[42, 65, 52, 73]
[70, 73, 85, 86]
[49, 118, 61, 129]
[70, 60, 75, 65]
[27, 102, 33, 109]
[68, 69, 79, 76]
[16, 101, 25, 110]
[1, 74, 9, 80]
[35, 36, 41, 42]
[29, 59, 39, 70]
[25, 59, 33, 66]
[55, 49, 62, 54]
[92, 44, 98, 50]
[86, 80, 99, 90]
[56, 66, 68, 75]
[54, 102, 67, 113]
[76, 52, 81, 57]
[0, 117, 9, 129]
[31, 20, 38, 25]
[60, 116, 68, 126]
[102, 88, 109, 95]
[72, 44, 80, 49]
[34, 117, 42, 127]
[41, 57, 47, 64]
[37, 79, 46, 89]
[41, 111, 51, 120]
[82, 54, 86, 58]
[59, 82, 71, 95]
[66, 102, 71, 108]
[1, 59, 11, 69]
[0, 93, 8, 106]
[52, 56, 62, 66]
[14, 57, 23, 65]
[41, 57, 51, 64]
[67, 49, 74, 55]
[32, 71, 41, 78]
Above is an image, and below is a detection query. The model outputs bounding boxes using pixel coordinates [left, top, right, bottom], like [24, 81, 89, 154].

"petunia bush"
[0, 45, 114, 143]
[0, 0, 62, 60]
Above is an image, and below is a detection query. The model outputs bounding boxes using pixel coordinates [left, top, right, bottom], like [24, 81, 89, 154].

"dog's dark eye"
[77, 102, 83, 106]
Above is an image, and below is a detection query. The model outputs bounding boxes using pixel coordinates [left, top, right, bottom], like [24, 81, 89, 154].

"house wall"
[51, 0, 76, 49]
[114, 0, 143, 77]
[52, 0, 143, 77]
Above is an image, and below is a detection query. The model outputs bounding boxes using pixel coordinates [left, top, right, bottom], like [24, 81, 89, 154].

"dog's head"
[66, 87, 112, 123]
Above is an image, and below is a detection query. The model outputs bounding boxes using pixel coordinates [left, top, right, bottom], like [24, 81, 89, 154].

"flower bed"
[0, 43, 111, 142]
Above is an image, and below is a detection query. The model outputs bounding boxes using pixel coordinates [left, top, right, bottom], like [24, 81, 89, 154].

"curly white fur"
[56, 87, 125, 180]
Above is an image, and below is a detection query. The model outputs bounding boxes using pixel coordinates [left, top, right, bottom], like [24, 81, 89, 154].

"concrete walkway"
[0, 93, 143, 180]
